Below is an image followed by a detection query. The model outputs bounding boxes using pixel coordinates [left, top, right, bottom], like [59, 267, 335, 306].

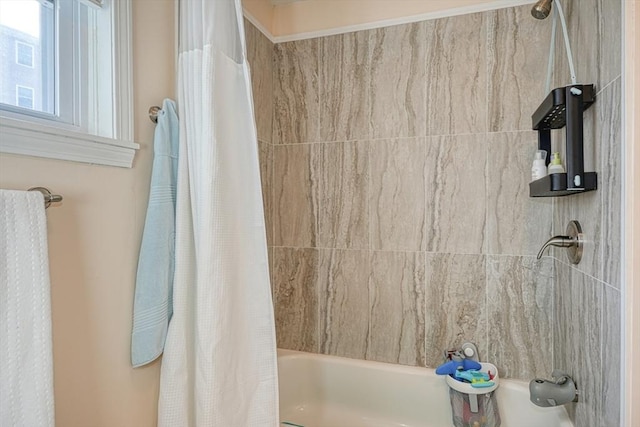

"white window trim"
[0, 116, 139, 167]
[15, 85, 34, 109]
[15, 41, 34, 68]
[0, 0, 138, 168]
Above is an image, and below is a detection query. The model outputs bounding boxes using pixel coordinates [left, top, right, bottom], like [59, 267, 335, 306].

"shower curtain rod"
[28, 187, 63, 209]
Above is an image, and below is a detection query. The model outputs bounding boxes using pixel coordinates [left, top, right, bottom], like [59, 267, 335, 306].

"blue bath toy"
[435, 358, 482, 375]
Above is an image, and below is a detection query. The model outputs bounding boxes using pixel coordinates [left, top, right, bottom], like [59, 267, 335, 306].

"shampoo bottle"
[548, 152, 566, 174]
[531, 150, 548, 181]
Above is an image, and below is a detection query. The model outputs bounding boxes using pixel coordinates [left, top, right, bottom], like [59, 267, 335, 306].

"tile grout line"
[273, 128, 545, 146]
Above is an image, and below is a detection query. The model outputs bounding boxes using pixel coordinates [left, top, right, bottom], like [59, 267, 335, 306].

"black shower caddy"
[529, 84, 597, 197]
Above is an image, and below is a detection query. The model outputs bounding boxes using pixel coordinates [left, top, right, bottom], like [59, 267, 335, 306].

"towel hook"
[28, 187, 63, 209]
[149, 106, 162, 124]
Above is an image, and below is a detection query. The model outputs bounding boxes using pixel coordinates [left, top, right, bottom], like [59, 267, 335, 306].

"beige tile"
[553, 0, 622, 92]
[488, 5, 553, 132]
[553, 264, 603, 426]
[425, 135, 486, 254]
[424, 253, 487, 368]
[272, 248, 320, 352]
[314, 141, 369, 249]
[367, 251, 425, 366]
[258, 141, 273, 247]
[273, 144, 317, 247]
[552, 75, 621, 287]
[601, 286, 621, 426]
[487, 131, 552, 256]
[319, 31, 371, 142]
[369, 22, 427, 139]
[598, 79, 622, 288]
[245, 20, 273, 143]
[318, 249, 370, 359]
[273, 39, 320, 144]
[369, 137, 426, 251]
[486, 256, 553, 380]
[425, 13, 487, 135]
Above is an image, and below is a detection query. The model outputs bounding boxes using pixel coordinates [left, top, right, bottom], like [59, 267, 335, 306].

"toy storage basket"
[445, 362, 501, 427]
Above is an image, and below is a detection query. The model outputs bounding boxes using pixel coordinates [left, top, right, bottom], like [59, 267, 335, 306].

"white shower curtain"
[157, 0, 279, 425]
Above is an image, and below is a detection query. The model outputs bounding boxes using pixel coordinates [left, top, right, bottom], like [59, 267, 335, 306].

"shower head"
[531, 0, 553, 19]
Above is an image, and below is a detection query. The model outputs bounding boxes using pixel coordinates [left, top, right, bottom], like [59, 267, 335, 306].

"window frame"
[15, 41, 34, 68]
[0, 0, 138, 168]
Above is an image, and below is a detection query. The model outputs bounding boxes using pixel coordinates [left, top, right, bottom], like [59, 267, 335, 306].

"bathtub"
[278, 349, 573, 427]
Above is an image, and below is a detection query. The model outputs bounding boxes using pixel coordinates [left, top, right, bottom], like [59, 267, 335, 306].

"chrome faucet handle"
[536, 220, 583, 264]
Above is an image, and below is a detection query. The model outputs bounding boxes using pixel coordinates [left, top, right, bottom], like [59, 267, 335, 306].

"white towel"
[0, 190, 55, 427]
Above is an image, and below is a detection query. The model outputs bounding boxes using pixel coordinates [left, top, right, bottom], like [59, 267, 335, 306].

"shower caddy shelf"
[529, 83, 597, 197]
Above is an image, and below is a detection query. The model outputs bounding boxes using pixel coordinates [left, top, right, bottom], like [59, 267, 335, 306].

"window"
[15, 41, 33, 67]
[15, 85, 33, 109]
[0, 0, 53, 114]
[0, 0, 137, 168]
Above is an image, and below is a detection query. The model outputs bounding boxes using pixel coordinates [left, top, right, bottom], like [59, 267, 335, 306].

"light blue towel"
[131, 99, 179, 368]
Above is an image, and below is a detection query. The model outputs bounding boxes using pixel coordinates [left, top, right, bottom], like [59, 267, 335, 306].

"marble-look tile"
[487, 132, 553, 256]
[424, 254, 487, 368]
[318, 249, 370, 359]
[552, 260, 571, 379]
[553, 0, 622, 92]
[273, 144, 316, 247]
[554, 95, 600, 273]
[425, 135, 486, 254]
[486, 256, 554, 379]
[268, 246, 274, 294]
[488, 5, 552, 132]
[598, 79, 622, 288]
[245, 21, 273, 143]
[551, 83, 622, 283]
[369, 138, 426, 251]
[554, 264, 603, 426]
[314, 141, 369, 249]
[258, 141, 273, 247]
[369, 22, 427, 139]
[367, 251, 425, 366]
[319, 31, 371, 142]
[273, 39, 320, 144]
[272, 248, 320, 352]
[601, 285, 621, 427]
[424, 13, 487, 135]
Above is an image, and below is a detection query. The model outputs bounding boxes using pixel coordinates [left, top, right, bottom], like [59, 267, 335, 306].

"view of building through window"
[0, 0, 54, 114]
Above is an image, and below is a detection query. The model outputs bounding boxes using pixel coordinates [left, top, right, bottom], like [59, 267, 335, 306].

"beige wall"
[0, 1, 175, 425]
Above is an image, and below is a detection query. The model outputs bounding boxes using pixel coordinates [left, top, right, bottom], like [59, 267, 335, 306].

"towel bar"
[28, 187, 63, 208]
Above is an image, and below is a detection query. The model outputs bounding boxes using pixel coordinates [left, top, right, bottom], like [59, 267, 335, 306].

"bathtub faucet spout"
[536, 236, 575, 259]
[529, 371, 578, 407]
[536, 220, 584, 264]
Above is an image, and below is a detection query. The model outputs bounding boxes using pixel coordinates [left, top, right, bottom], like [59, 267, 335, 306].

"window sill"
[0, 116, 139, 168]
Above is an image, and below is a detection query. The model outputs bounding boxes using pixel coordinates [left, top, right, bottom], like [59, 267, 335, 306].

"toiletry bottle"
[548, 152, 565, 174]
[531, 150, 548, 181]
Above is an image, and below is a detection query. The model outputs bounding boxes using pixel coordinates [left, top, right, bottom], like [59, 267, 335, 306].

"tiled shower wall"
[549, 1, 622, 426]
[245, 0, 622, 423]
[265, 4, 558, 380]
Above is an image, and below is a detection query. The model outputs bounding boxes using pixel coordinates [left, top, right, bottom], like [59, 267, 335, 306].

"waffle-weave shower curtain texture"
[157, 0, 279, 425]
